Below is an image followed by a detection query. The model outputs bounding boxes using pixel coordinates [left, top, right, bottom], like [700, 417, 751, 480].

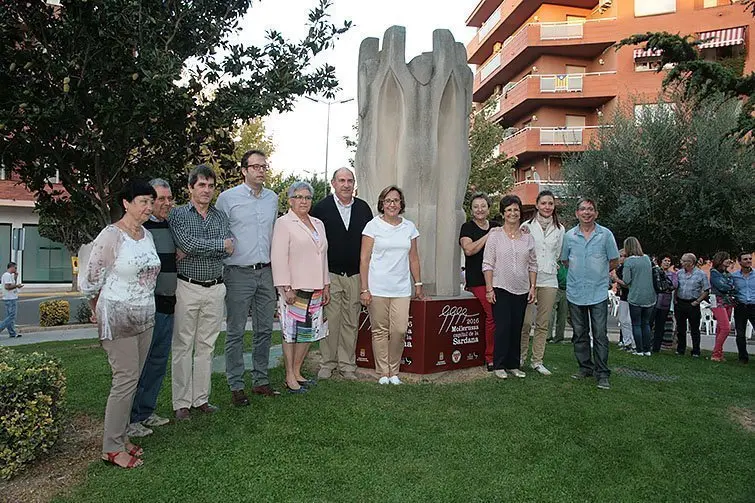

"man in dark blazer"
[311, 167, 373, 379]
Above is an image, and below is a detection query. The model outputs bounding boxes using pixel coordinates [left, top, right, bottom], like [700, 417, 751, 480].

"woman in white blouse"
[519, 190, 564, 376]
[360, 186, 424, 385]
[81, 179, 161, 469]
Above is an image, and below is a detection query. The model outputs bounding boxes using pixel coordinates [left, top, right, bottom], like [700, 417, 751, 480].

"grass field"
[8, 337, 755, 503]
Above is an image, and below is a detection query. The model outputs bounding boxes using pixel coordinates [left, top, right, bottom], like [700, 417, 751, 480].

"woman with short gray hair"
[271, 181, 330, 393]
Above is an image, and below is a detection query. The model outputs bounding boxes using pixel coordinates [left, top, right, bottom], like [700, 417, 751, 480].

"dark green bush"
[0, 347, 67, 479]
[75, 301, 93, 324]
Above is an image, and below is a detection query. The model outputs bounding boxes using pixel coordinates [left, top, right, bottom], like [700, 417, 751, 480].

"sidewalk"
[0, 319, 276, 347]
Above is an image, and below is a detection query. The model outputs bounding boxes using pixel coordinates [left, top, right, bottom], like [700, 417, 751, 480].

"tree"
[214, 118, 275, 192]
[467, 98, 516, 215]
[616, 5, 754, 137]
[562, 93, 755, 257]
[0, 0, 350, 241]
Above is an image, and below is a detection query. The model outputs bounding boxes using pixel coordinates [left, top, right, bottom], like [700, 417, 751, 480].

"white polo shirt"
[363, 216, 420, 297]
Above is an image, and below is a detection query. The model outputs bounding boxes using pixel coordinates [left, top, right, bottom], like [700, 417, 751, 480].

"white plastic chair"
[608, 290, 620, 317]
[699, 302, 716, 336]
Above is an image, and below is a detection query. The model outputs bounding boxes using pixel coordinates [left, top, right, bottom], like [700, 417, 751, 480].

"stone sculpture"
[356, 26, 473, 296]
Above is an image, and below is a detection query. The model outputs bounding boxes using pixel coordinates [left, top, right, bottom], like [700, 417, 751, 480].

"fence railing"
[539, 22, 584, 40]
[478, 8, 502, 42]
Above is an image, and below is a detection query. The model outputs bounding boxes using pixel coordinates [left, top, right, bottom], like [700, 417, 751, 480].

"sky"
[238, 0, 477, 180]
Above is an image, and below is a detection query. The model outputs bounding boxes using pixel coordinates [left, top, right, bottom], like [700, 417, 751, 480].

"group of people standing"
[77, 152, 753, 470]
[80, 152, 427, 469]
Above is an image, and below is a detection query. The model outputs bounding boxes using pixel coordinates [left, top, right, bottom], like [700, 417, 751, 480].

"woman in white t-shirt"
[359, 186, 424, 385]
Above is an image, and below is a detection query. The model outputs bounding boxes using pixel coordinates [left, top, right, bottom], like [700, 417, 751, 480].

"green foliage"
[616, 29, 754, 136]
[468, 97, 516, 216]
[39, 300, 70, 327]
[75, 302, 93, 325]
[214, 118, 276, 193]
[562, 93, 755, 257]
[0, 0, 350, 237]
[719, 54, 747, 77]
[0, 347, 66, 480]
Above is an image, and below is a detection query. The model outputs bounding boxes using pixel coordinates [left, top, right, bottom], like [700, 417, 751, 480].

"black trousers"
[492, 288, 528, 370]
[675, 299, 701, 355]
[733, 303, 755, 362]
[652, 308, 669, 352]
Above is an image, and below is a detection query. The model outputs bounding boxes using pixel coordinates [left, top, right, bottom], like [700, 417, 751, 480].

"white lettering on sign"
[438, 304, 480, 335]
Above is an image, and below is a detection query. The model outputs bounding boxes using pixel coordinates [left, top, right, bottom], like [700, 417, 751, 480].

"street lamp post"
[305, 96, 354, 182]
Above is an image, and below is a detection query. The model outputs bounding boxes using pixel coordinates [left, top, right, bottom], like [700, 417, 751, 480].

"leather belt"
[178, 274, 223, 287]
[249, 262, 271, 270]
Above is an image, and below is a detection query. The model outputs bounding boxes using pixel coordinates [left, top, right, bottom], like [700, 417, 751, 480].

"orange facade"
[466, 0, 755, 205]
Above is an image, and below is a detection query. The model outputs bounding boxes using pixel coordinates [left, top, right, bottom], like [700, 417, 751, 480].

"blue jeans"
[130, 312, 172, 423]
[629, 304, 654, 353]
[569, 300, 610, 379]
[0, 299, 18, 337]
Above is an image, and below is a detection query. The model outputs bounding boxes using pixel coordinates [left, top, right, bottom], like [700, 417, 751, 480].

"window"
[703, 0, 718, 7]
[21, 225, 73, 283]
[0, 224, 11, 266]
[634, 0, 675, 17]
[634, 57, 675, 72]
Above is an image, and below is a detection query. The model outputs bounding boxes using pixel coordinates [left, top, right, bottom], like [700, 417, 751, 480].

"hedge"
[39, 299, 70, 327]
[0, 347, 67, 479]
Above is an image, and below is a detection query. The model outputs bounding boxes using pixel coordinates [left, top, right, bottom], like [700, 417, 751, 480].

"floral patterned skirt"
[278, 289, 328, 343]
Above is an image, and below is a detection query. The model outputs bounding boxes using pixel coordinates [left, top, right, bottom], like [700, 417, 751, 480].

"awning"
[633, 48, 663, 59]
[698, 27, 746, 49]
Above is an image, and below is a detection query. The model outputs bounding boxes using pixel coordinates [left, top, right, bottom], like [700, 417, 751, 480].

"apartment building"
[466, 0, 754, 206]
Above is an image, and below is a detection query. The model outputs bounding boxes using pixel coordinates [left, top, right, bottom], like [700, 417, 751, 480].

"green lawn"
[10, 337, 755, 503]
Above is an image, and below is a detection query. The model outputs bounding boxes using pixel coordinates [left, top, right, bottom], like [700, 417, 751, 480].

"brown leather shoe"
[174, 407, 190, 421]
[252, 385, 281, 397]
[231, 390, 250, 407]
[191, 402, 218, 414]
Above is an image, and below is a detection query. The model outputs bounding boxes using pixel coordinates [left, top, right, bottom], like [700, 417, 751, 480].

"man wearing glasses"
[216, 150, 280, 406]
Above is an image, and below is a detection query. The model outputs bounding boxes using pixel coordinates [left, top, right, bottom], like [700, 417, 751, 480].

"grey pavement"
[0, 319, 280, 347]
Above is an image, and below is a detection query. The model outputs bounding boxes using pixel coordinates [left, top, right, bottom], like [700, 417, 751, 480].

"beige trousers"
[320, 273, 361, 373]
[368, 296, 411, 377]
[172, 280, 225, 410]
[520, 286, 558, 366]
[101, 328, 152, 453]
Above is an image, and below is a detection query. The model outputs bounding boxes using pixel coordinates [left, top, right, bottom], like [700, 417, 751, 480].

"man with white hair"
[674, 252, 709, 357]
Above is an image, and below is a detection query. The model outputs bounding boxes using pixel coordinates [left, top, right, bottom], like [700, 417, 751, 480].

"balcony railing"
[539, 21, 584, 40]
[502, 125, 612, 146]
[475, 18, 616, 84]
[480, 52, 502, 81]
[539, 73, 583, 92]
[478, 8, 502, 43]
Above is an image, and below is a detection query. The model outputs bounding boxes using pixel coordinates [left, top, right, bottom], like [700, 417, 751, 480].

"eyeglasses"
[245, 163, 269, 171]
[290, 195, 313, 201]
[383, 198, 401, 205]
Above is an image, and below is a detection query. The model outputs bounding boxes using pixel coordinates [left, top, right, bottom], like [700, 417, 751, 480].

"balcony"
[493, 71, 617, 123]
[510, 180, 569, 206]
[500, 125, 610, 160]
[472, 18, 616, 102]
[467, 0, 602, 64]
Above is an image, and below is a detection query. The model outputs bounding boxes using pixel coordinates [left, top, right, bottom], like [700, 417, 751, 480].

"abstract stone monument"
[356, 26, 473, 297]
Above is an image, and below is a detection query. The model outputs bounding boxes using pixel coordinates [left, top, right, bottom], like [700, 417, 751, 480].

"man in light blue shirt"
[216, 149, 280, 404]
[731, 251, 755, 363]
[560, 197, 619, 389]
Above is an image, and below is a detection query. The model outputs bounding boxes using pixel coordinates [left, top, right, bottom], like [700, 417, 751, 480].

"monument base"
[356, 294, 486, 374]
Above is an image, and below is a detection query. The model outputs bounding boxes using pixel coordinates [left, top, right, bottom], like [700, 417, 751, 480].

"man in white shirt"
[1, 261, 23, 338]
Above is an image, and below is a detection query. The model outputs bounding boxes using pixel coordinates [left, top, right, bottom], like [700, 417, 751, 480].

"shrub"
[39, 300, 69, 327]
[75, 302, 93, 324]
[0, 347, 67, 479]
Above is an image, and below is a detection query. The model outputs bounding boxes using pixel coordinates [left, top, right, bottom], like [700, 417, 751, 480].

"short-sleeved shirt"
[731, 269, 755, 304]
[676, 267, 710, 301]
[459, 220, 500, 287]
[363, 216, 419, 297]
[560, 223, 620, 306]
[2, 272, 18, 300]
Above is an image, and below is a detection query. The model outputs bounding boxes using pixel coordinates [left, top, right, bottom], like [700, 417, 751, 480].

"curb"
[17, 323, 95, 334]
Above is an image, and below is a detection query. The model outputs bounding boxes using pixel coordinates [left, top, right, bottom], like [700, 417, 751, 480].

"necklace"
[504, 225, 519, 239]
[117, 219, 142, 239]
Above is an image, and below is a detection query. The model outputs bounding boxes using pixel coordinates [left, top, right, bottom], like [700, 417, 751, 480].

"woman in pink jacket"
[271, 181, 330, 393]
